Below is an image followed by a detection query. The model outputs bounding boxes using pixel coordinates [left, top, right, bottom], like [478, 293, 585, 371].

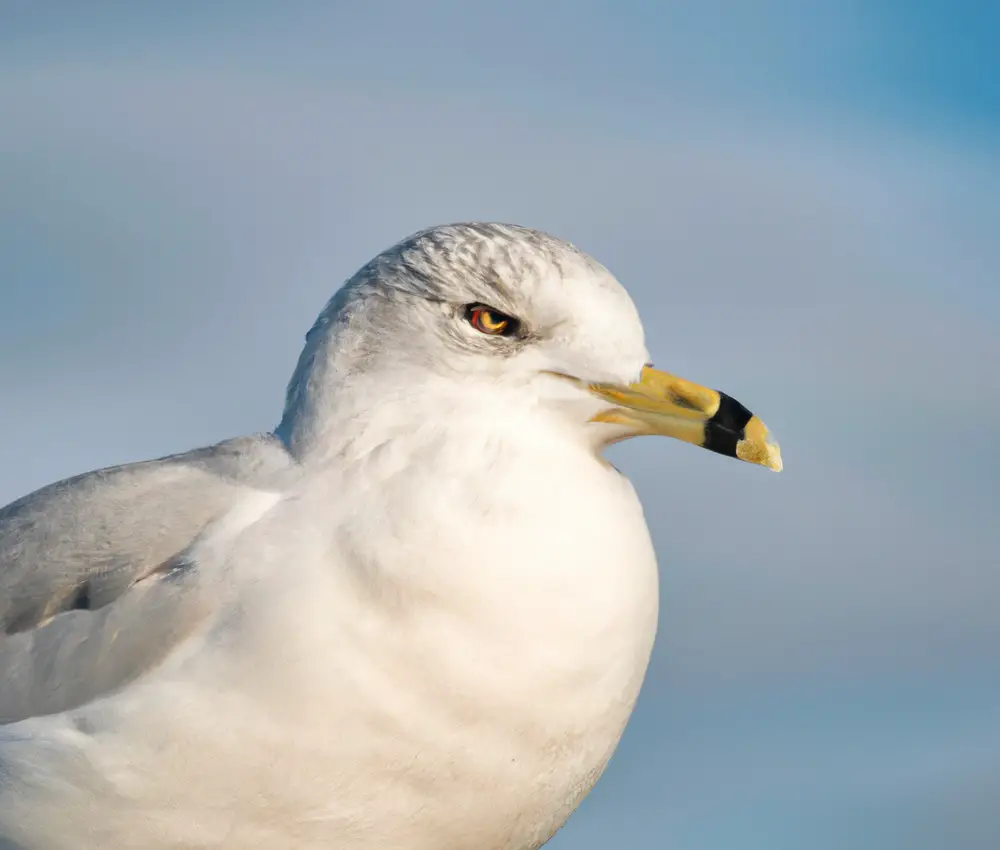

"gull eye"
[465, 304, 518, 337]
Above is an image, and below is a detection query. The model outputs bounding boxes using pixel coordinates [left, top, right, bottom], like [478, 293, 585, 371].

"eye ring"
[465, 304, 518, 337]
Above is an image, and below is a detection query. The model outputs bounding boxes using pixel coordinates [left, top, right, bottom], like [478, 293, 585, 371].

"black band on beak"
[703, 391, 754, 458]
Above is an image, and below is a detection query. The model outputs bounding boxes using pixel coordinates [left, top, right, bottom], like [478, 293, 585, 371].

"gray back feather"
[0, 435, 294, 723]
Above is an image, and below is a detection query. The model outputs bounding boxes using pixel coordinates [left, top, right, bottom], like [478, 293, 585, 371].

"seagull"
[0, 223, 781, 850]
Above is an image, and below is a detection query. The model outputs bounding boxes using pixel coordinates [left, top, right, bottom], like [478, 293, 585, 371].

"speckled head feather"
[276, 222, 649, 458]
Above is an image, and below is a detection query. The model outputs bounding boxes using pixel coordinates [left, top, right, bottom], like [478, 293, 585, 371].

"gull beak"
[589, 365, 783, 471]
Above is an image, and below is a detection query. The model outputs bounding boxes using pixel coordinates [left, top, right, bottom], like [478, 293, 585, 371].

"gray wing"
[0, 434, 294, 723]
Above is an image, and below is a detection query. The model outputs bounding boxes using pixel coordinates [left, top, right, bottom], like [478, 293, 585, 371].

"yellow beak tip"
[735, 417, 783, 472]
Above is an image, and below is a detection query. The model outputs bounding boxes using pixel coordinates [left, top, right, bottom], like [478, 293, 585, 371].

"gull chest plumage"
[0, 223, 780, 849]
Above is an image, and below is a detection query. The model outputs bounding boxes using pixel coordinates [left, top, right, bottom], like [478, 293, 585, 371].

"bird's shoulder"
[0, 434, 295, 723]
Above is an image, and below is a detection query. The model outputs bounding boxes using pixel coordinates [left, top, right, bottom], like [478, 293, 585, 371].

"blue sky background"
[1, 3, 998, 848]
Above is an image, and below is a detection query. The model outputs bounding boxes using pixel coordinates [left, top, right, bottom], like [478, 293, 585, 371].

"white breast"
[2, 433, 659, 850]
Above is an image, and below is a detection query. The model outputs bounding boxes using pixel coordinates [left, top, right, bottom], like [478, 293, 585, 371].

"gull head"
[276, 222, 781, 472]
